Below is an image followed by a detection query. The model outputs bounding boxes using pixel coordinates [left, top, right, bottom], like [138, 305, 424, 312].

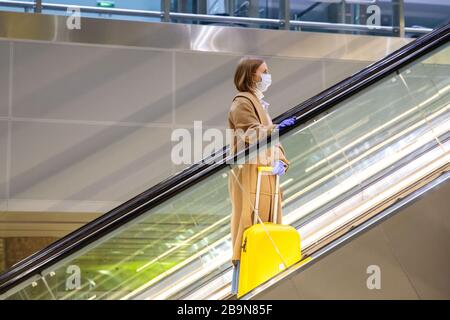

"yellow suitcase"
[237, 166, 301, 298]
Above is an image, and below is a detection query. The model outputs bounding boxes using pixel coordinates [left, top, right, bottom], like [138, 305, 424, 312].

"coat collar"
[233, 91, 268, 125]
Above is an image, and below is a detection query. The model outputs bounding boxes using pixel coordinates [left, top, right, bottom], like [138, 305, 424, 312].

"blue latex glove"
[277, 117, 296, 129]
[272, 160, 286, 176]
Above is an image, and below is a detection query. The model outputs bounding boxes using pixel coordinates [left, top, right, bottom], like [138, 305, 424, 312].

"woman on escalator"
[228, 56, 296, 295]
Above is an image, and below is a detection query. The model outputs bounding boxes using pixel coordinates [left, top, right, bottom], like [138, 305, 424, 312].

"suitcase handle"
[253, 166, 280, 225]
[251, 165, 287, 268]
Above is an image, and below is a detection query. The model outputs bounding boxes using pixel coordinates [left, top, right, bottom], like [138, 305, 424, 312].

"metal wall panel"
[0, 121, 7, 209]
[0, 11, 412, 61]
[0, 41, 9, 117]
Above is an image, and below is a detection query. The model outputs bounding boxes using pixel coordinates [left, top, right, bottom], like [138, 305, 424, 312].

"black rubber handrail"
[0, 22, 448, 296]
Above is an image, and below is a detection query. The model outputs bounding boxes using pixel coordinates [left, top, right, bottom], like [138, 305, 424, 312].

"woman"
[228, 56, 296, 295]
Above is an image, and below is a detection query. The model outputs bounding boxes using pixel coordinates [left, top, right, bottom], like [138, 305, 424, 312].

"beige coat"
[228, 91, 289, 262]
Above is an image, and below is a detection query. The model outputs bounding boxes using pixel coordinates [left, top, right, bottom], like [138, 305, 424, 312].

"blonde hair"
[234, 56, 265, 94]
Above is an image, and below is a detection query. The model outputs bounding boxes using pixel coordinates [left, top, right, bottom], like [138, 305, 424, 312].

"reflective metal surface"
[0, 11, 413, 61]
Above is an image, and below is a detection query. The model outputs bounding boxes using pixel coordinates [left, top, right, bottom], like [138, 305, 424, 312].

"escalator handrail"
[0, 22, 448, 295]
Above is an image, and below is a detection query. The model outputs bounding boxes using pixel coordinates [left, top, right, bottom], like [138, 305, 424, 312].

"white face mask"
[256, 73, 272, 93]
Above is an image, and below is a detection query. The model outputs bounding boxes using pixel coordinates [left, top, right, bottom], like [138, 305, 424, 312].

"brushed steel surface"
[0, 11, 412, 61]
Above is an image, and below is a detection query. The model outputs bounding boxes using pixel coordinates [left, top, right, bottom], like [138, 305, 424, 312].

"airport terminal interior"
[0, 0, 448, 300]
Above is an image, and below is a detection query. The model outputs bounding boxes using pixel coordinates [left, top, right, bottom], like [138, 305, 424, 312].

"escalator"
[0, 22, 448, 300]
